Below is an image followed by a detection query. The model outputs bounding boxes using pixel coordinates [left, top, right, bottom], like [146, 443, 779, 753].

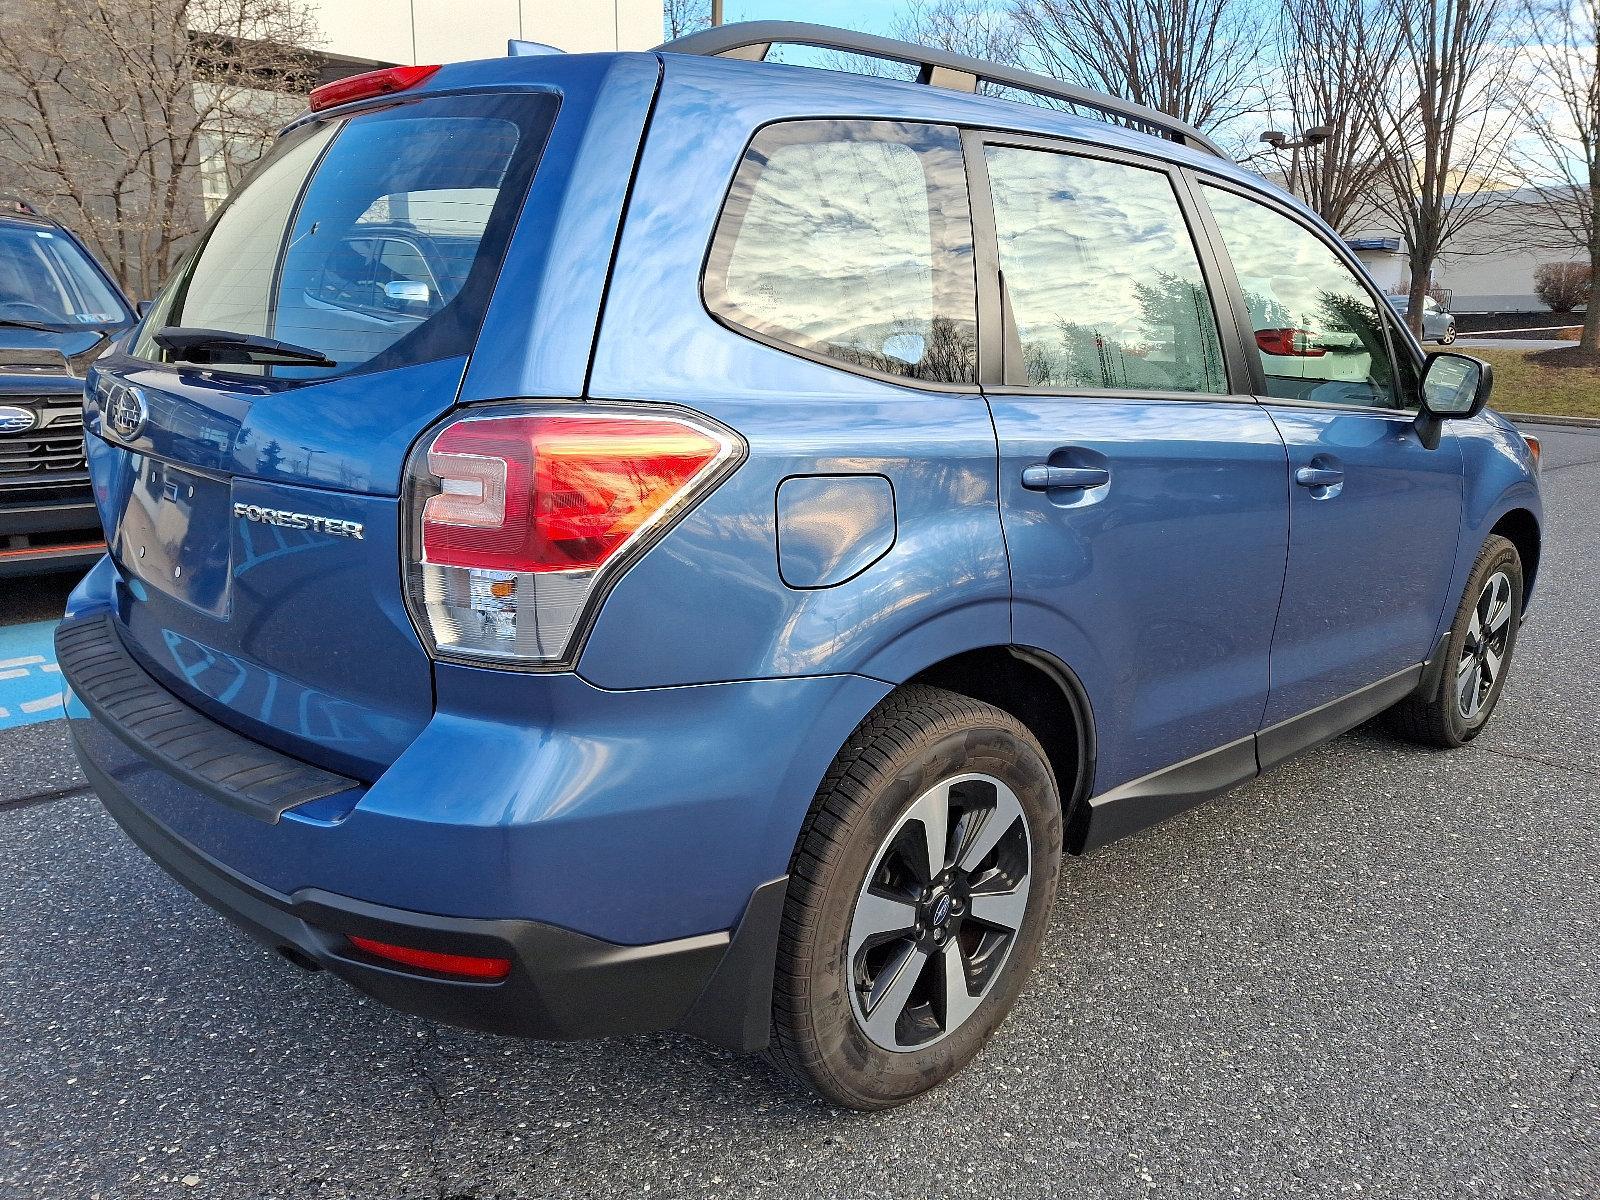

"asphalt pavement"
[1, 428, 1597, 1199]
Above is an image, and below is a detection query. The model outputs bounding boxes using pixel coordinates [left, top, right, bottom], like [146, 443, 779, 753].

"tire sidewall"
[1440, 538, 1522, 743]
[798, 722, 1061, 1109]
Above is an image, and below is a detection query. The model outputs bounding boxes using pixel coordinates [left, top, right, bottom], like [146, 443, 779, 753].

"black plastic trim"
[1255, 662, 1424, 773]
[1076, 657, 1434, 853]
[55, 615, 356, 823]
[1071, 733, 1257, 854]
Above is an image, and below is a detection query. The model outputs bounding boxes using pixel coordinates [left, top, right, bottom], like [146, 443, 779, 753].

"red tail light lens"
[405, 405, 741, 666]
[348, 935, 511, 980]
[309, 64, 440, 112]
[1255, 327, 1327, 357]
[422, 415, 727, 573]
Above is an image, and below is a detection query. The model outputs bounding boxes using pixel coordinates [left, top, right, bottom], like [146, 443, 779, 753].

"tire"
[1384, 534, 1522, 747]
[768, 685, 1063, 1110]
[1441, 326, 1457, 345]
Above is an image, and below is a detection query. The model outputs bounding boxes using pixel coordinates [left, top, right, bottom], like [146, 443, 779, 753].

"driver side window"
[1203, 184, 1405, 410]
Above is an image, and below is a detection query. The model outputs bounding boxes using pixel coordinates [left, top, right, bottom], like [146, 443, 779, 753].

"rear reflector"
[347, 935, 512, 980]
[405, 404, 740, 667]
[309, 64, 440, 112]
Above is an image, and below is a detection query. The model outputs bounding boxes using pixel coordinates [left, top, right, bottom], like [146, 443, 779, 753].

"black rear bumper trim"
[55, 615, 356, 823]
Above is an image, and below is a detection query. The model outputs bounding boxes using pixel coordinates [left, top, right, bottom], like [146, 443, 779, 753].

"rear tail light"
[1255, 327, 1327, 357]
[1522, 433, 1542, 474]
[404, 404, 741, 667]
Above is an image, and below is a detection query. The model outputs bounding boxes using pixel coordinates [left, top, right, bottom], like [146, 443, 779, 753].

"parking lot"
[0, 426, 1595, 1200]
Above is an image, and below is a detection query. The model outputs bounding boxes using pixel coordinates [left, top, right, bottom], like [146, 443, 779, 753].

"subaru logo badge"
[0, 405, 35, 434]
[105, 383, 148, 441]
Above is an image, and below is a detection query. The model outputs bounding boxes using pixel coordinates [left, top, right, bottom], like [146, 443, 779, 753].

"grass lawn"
[1471, 346, 1600, 419]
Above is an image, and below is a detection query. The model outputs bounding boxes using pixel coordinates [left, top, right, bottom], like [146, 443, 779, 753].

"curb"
[1501, 411, 1600, 429]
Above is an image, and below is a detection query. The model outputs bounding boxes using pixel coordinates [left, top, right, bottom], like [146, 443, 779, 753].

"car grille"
[0, 401, 87, 479]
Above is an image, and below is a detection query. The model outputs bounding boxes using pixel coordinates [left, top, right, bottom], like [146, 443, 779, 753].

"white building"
[305, 0, 663, 67]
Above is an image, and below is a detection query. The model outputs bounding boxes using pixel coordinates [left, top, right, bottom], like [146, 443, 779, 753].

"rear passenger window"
[984, 147, 1226, 394]
[705, 121, 977, 385]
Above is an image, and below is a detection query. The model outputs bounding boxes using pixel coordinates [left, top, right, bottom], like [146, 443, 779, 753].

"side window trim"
[963, 129, 1257, 400]
[700, 118, 982, 393]
[1192, 171, 1421, 414]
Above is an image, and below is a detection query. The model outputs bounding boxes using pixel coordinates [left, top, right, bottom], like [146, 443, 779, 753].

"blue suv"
[58, 23, 1542, 1109]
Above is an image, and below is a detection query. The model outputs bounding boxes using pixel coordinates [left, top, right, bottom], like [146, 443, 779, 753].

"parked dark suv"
[58, 24, 1541, 1109]
[0, 196, 134, 576]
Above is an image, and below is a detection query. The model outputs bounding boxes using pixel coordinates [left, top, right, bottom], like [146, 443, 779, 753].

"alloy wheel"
[846, 773, 1033, 1052]
[1457, 570, 1513, 721]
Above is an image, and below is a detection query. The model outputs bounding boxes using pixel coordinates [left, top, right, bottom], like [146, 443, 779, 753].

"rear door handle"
[1295, 466, 1344, 489]
[1021, 464, 1110, 491]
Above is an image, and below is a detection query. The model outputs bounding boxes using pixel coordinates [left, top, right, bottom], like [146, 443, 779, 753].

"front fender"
[1435, 415, 1543, 639]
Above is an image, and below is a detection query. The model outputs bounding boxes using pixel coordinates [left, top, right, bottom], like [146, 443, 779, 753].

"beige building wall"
[307, 0, 663, 66]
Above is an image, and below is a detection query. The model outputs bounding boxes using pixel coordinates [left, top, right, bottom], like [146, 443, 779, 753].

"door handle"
[1295, 466, 1344, 489]
[1022, 464, 1110, 491]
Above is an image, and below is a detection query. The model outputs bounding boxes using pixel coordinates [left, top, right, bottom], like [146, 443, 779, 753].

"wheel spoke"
[849, 889, 918, 959]
[939, 940, 981, 1032]
[902, 782, 951, 882]
[967, 883, 1029, 933]
[1466, 608, 1483, 644]
[956, 782, 1024, 872]
[863, 941, 930, 1045]
[1486, 584, 1512, 632]
[1457, 657, 1479, 718]
[1483, 645, 1503, 684]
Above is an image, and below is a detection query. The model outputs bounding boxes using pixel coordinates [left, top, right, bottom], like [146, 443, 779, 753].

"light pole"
[1258, 125, 1334, 198]
[712, 0, 723, 25]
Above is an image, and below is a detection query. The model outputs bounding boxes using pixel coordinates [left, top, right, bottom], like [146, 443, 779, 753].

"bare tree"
[663, 0, 712, 41]
[0, 0, 317, 300]
[1262, 0, 1402, 232]
[1513, 0, 1600, 348]
[1364, 0, 1519, 335]
[894, 0, 1024, 64]
[1010, 0, 1270, 132]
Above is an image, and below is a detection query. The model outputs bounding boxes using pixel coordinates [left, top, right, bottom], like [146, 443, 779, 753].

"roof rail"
[655, 21, 1226, 159]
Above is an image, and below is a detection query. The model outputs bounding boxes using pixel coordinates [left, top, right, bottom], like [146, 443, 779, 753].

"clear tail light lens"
[405, 404, 741, 667]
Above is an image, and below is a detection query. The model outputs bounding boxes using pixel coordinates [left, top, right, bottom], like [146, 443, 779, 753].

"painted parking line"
[0, 620, 65, 730]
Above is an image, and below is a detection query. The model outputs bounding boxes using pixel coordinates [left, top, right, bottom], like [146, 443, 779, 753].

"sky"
[719, 1, 902, 36]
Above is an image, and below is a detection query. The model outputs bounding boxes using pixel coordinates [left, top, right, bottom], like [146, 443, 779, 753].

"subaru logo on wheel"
[0, 405, 36, 434]
[105, 383, 148, 441]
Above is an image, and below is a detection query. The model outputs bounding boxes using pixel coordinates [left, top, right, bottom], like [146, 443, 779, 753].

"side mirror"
[137, 300, 154, 318]
[1415, 351, 1492, 449]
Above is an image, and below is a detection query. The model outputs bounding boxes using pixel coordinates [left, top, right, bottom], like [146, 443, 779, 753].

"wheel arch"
[1488, 507, 1541, 606]
[907, 644, 1096, 832]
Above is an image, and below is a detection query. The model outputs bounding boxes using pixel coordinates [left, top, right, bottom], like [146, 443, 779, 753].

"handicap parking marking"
[0, 620, 66, 730]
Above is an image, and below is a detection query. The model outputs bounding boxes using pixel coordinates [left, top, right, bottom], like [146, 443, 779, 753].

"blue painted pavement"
[0, 620, 65, 729]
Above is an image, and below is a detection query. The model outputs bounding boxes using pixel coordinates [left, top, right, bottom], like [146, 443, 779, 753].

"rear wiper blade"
[153, 326, 336, 368]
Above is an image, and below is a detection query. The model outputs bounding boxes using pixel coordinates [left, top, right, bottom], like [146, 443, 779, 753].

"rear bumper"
[58, 565, 887, 1049]
[73, 737, 785, 1047]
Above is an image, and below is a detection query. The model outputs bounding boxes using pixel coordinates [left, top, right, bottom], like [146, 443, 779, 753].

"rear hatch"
[82, 84, 565, 779]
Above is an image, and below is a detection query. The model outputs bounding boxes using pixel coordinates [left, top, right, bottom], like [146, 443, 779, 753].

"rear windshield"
[134, 92, 557, 380]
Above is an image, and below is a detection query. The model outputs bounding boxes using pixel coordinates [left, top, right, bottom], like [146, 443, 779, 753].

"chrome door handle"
[1022, 464, 1110, 491]
[1295, 466, 1344, 489]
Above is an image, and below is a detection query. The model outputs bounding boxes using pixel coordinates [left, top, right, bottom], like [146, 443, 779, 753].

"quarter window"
[1203, 185, 1407, 409]
[705, 120, 977, 385]
[984, 146, 1227, 394]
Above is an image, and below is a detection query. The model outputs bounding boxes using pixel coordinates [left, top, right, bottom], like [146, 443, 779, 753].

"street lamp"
[712, 0, 723, 25]
[1257, 125, 1334, 196]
